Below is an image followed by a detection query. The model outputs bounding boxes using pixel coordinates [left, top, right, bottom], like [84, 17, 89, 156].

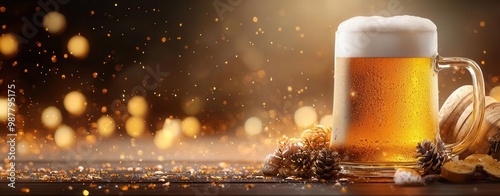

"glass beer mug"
[331, 15, 485, 177]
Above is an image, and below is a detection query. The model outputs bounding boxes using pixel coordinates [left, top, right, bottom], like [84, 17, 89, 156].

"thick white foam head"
[335, 15, 437, 57]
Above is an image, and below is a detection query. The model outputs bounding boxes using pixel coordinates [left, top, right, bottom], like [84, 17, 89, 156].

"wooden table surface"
[1, 161, 499, 195]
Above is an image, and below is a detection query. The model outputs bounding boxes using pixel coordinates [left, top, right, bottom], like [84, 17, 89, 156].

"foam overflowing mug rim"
[335, 15, 438, 58]
[337, 15, 437, 32]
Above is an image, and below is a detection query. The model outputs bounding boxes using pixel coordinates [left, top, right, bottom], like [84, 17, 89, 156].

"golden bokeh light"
[182, 96, 205, 115]
[54, 125, 75, 149]
[125, 116, 146, 138]
[17, 140, 29, 155]
[43, 11, 67, 35]
[0, 97, 8, 122]
[489, 86, 500, 101]
[294, 106, 317, 128]
[244, 116, 263, 136]
[127, 96, 148, 117]
[163, 118, 182, 136]
[97, 115, 116, 137]
[0, 33, 18, 58]
[242, 47, 264, 71]
[154, 129, 177, 150]
[181, 116, 201, 138]
[63, 91, 87, 116]
[319, 114, 333, 129]
[67, 34, 89, 59]
[41, 106, 62, 129]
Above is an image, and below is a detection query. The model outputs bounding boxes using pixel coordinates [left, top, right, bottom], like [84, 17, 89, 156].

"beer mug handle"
[436, 56, 485, 155]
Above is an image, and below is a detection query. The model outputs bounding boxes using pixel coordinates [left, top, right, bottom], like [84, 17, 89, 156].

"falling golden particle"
[300, 50, 304, 54]
[61, 74, 66, 79]
[214, 18, 219, 22]
[12, 61, 17, 66]
[146, 36, 151, 41]
[24, 69, 28, 73]
[120, 185, 129, 191]
[480, 21, 486, 27]
[277, 27, 282, 32]
[51, 55, 57, 63]
[492, 76, 499, 84]
[101, 106, 107, 113]
[21, 188, 30, 193]
[107, 33, 111, 37]
[252, 16, 258, 23]
[295, 26, 301, 31]
[300, 33, 305, 38]
[184, 45, 189, 49]
[176, 36, 182, 40]
[82, 189, 89, 196]
[179, 22, 183, 27]
[90, 10, 95, 15]
[1, 25, 6, 29]
[161, 37, 166, 42]
[483, 50, 487, 54]
[102, 88, 108, 94]
[244, 184, 255, 190]
[481, 60, 485, 65]
[92, 72, 98, 78]
[63, 53, 68, 58]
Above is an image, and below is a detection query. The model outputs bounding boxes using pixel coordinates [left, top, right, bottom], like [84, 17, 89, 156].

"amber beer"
[332, 57, 438, 163]
[333, 16, 485, 176]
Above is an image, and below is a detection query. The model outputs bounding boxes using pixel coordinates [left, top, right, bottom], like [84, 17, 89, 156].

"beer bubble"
[0, 34, 18, 58]
[125, 116, 146, 138]
[127, 96, 148, 117]
[97, 115, 116, 137]
[54, 125, 75, 149]
[43, 12, 66, 35]
[64, 91, 87, 116]
[294, 106, 317, 128]
[67, 35, 89, 59]
[244, 116, 263, 136]
[182, 116, 201, 138]
[41, 106, 62, 129]
[489, 86, 500, 101]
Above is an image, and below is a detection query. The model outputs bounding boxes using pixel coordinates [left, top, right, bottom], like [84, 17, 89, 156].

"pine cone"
[488, 131, 500, 160]
[280, 139, 312, 177]
[416, 139, 447, 175]
[300, 125, 331, 151]
[312, 147, 341, 179]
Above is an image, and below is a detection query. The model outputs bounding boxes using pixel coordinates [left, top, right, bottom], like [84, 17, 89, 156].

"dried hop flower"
[300, 125, 332, 151]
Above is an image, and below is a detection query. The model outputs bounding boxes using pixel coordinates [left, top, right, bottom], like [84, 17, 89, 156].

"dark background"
[0, 0, 499, 161]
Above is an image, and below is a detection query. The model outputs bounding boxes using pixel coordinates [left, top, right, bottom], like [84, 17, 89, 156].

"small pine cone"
[274, 136, 291, 158]
[416, 139, 447, 175]
[280, 139, 312, 177]
[262, 154, 282, 176]
[312, 148, 341, 179]
[301, 125, 332, 151]
[488, 131, 500, 160]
